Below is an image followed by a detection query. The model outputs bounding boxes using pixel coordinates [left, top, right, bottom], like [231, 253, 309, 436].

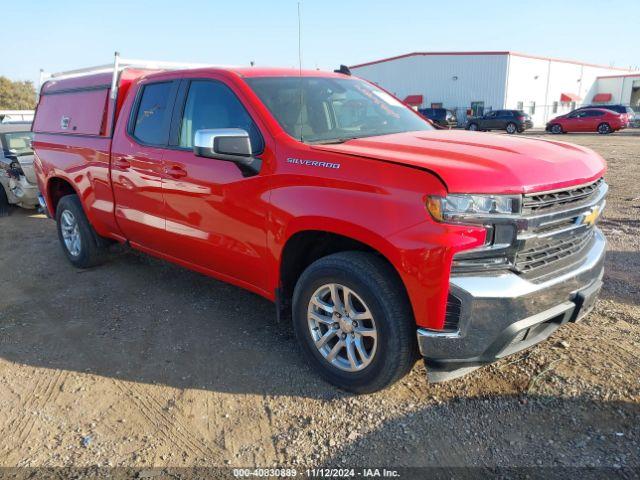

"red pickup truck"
[32, 57, 607, 393]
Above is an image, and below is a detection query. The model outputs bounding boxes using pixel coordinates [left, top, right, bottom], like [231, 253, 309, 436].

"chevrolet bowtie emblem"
[581, 206, 600, 227]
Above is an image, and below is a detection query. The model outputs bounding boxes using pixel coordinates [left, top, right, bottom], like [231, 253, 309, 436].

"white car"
[0, 123, 39, 216]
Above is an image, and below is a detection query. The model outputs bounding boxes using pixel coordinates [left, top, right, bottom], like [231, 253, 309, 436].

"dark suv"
[418, 108, 458, 128]
[466, 110, 533, 134]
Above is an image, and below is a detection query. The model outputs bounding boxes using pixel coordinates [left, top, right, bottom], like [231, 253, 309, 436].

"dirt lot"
[0, 132, 638, 475]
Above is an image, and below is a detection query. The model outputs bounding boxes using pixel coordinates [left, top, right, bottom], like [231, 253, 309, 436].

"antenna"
[297, 1, 304, 141]
[297, 2, 303, 74]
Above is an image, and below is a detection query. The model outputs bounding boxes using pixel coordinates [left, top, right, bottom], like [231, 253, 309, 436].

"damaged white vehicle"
[0, 123, 39, 216]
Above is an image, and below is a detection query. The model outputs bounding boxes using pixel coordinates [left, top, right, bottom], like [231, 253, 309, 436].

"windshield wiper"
[308, 137, 360, 145]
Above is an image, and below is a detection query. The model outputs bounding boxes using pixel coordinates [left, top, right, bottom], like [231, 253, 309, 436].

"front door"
[160, 78, 271, 292]
[111, 80, 179, 251]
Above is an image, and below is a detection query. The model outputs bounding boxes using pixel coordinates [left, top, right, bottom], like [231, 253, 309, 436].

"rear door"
[497, 110, 514, 129]
[110, 79, 179, 251]
[583, 110, 604, 131]
[482, 111, 498, 129]
[159, 77, 272, 292]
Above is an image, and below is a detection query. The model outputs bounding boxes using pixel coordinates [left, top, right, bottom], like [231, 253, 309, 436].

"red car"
[32, 56, 607, 392]
[546, 108, 626, 134]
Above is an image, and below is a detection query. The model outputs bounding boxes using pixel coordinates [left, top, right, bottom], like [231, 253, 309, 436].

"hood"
[312, 130, 606, 194]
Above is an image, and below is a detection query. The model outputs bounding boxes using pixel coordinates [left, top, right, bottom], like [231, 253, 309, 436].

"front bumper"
[418, 228, 606, 382]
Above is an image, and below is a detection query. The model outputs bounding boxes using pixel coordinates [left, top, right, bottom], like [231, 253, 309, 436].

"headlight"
[426, 194, 520, 222]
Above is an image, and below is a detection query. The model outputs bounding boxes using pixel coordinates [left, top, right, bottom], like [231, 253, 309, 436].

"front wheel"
[597, 123, 612, 134]
[505, 122, 518, 134]
[292, 252, 417, 393]
[56, 194, 108, 268]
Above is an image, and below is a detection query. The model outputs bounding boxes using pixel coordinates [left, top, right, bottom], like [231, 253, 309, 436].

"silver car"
[0, 123, 39, 216]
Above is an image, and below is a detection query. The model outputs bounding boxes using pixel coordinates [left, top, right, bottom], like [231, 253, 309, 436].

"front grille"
[444, 293, 462, 331]
[515, 228, 595, 274]
[450, 178, 605, 284]
[523, 178, 603, 213]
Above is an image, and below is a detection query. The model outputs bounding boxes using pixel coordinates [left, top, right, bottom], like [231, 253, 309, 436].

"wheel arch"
[276, 222, 411, 325]
[46, 175, 80, 217]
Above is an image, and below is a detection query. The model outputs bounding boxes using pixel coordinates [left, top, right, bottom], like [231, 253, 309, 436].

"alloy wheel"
[60, 210, 81, 257]
[307, 283, 378, 372]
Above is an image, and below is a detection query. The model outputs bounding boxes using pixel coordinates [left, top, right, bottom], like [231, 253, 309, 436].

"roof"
[41, 66, 352, 96]
[349, 51, 634, 72]
[596, 73, 640, 79]
[230, 67, 349, 78]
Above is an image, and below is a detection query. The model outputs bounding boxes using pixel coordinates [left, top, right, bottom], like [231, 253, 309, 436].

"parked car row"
[414, 99, 637, 135]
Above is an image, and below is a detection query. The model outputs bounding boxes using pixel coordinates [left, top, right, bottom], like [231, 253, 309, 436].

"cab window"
[131, 81, 176, 146]
[178, 80, 264, 154]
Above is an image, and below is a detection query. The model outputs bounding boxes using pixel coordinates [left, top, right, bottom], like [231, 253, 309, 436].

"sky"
[2, 0, 639, 84]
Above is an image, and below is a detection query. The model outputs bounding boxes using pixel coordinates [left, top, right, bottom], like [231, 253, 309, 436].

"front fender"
[268, 179, 486, 329]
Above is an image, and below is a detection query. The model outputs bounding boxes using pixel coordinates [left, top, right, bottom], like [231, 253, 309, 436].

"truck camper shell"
[33, 53, 224, 138]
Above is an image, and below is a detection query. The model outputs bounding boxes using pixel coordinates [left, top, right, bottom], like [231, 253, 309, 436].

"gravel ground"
[0, 133, 638, 476]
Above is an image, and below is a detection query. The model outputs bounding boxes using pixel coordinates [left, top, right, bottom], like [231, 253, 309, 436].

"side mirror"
[193, 128, 261, 176]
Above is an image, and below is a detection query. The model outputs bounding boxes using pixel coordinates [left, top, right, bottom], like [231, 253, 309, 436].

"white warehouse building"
[349, 51, 639, 127]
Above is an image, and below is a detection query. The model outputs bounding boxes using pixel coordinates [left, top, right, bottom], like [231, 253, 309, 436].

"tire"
[0, 187, 9, 217]
[550, 124, 563, 134]
[55, 194, 107, 268]
[505, 122, 517, 134]
[292, 251, 418, 393]
[597, 123, 612, 134]
[467, 123, 479, 131]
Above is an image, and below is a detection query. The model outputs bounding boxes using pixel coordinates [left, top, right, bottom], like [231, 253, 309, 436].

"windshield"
[1, 131, 34, 156]
[245, 77, 433, 143]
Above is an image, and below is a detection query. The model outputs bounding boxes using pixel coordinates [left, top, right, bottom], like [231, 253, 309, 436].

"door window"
[131, 82, 175, 145]
[178, 80, 264, 153]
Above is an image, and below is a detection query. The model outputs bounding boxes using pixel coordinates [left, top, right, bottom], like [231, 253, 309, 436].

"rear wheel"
[505, 122, 517, 134]
[467, 123, 479, 131]
[0, 187, 9, 217]
[597, 123, 612, 134]
[292, 252, 417, 393]
[56, 195, 108, 268]
[550, 124, 563, 134]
